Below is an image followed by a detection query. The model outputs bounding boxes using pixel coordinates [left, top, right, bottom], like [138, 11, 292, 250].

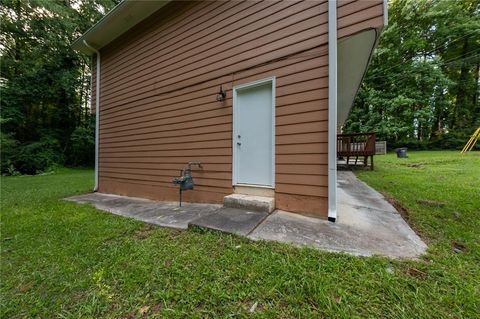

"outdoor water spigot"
[172, 162, 203, 206]
[186, 161, 203, 170]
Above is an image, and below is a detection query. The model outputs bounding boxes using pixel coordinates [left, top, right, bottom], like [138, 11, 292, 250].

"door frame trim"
[232, 76, 276, 188]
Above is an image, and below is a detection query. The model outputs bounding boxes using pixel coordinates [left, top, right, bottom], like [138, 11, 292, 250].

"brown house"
[72, 0, 388, 221]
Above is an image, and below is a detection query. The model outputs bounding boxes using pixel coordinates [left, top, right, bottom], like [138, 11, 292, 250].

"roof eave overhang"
[71, 0, 171, 54]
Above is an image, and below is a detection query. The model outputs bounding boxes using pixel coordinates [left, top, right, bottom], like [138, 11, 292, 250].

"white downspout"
[383, 0, 389, 27]
[327, 0, 337, 222]
[83, 40, 100, 192]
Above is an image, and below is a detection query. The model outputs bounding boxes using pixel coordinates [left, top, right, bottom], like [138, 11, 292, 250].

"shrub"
[65, 119, 95, 167]
[389, 129, 479, 151]
[15, 136, 64, 174]
[0, 132, 19, 173]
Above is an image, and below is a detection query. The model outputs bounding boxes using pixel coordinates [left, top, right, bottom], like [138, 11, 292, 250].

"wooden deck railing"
[337, 132, 376, 170]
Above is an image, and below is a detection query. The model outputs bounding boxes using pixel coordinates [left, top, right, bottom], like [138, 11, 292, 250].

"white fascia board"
[72, 0, 171, 54]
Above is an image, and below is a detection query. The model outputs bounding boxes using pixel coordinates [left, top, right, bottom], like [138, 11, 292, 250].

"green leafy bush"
[15, 136, 64, 174]
[65, 119, 95, 167]
[0, 132, 19, 173]
[389, 129, 479, 151]
[1, 119, 95, 175]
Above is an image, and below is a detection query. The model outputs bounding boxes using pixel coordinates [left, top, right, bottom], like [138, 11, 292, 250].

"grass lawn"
[1, 151, 479, 318]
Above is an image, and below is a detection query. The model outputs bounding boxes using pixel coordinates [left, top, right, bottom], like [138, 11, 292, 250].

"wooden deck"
[337, 132, 376, 170]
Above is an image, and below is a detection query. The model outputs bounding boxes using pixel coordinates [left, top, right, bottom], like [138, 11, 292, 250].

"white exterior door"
[233, 78, 275, 187]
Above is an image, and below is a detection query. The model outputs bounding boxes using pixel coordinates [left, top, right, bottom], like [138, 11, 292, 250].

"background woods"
[344, 0, 480, 149]
[0, 0, 119, 174]
[0, 0, 479, 175]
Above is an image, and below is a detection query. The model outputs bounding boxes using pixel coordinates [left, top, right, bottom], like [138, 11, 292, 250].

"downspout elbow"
[83, 40, 100, 192]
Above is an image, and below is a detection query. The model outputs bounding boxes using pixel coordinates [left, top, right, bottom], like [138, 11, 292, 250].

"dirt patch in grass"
[18, 282, 34, 293]
[407, 163, 425, 168]
[452, 241, 467, 253]
[416, 199, 446, 208]
[403, 267, 427, 279]
[133, 224, 155, 240]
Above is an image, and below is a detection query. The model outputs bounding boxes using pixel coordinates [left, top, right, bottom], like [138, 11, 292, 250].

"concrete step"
[189, 207, 269, 236]
[223, 194, 275, 213]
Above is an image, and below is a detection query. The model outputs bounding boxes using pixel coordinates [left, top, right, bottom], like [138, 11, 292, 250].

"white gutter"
[83, 40, 100, 192]
[327, 0, 337, 222]
[72, 0, 171, 54]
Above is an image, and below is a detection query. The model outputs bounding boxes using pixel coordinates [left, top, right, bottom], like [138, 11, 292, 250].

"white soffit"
[337, 29, 377, 126]
[72, 0, 171, 54]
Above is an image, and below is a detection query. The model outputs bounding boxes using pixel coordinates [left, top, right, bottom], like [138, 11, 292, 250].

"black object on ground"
[395, 147, 408, 158]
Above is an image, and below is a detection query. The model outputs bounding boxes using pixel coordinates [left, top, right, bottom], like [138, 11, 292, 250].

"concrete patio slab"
[66, 172, 427, 259]
[189, 207, 269, 236]
[66, 193, 221, 229]
[248, 171, 427, 258]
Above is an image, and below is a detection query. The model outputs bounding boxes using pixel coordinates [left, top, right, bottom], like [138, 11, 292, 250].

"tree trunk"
[472, 61, 480, 126]
[453, 37, 470, 129]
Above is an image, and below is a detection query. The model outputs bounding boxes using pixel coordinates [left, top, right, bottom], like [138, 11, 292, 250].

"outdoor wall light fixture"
[216, 86, 227, 101]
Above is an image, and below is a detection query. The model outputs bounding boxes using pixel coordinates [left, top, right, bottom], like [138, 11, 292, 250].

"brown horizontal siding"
[101, 168, 229, 180]
[100, 55, 329, 122]
[101, 1, 231, 70]
[276, 164, 327, 176]
[277, 174, 328, 187]
[101, 1, 323, 93]
[100, 1, 286, 73]
[101, 1, 245, 73]
[100, 178, 227, 204]
[276, 193, 328, 217]
[100, 155, 230, 165]
[100, 1, 325, 88]
[277, 132, 328, 145]
[101, 148, 231, 158]
[100, 172, 232, 188]
[101, 132, 231, 148]
[98, 75, 329, 141]
[102, 35, 327, 107]
[100, 141, 326, 157]
[276, 110, 328, 126]
[95, 0, 385, 218]
[100, 115, 232, 140]
[339, 15, 384, 39]
[101, 34, 329, 107]
[276, 184, 328, 198]
[100, 124, 232, 144]
[100, 162, 232, 172]
[100, 140, 232, 153]
[100, 163, 327, 179]
[276, 154, 328, 164]
[276, 143, 328, 155]
[99, 68, 328, 130]
[338, 0, 384, 39]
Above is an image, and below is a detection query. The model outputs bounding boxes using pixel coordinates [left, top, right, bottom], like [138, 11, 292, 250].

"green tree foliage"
[0, 0, 118, 174]
[344, 0, 480, 149]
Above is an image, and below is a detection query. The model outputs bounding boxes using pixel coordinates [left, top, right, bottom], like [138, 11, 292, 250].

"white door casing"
[233, 77, 275, 188]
